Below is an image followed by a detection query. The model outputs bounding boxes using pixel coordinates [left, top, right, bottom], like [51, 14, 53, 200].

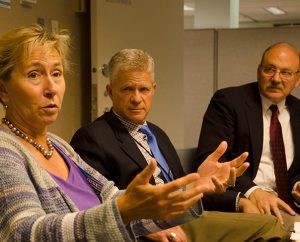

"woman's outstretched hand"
[117, 159, 203, 224]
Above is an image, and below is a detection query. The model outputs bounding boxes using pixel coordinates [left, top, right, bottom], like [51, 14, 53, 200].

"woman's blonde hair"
[0, 23, 70, 82]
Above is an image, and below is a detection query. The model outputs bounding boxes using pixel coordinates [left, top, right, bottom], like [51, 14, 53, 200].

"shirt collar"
[112, 109, 147, 132]
[260, 94, 286, 114]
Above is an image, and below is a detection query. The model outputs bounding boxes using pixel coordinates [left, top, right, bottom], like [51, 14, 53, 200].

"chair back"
[176, 147, 197, 173]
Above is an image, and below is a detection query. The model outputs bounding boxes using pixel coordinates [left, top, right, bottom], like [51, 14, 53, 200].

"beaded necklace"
[2, 118, 54, 159]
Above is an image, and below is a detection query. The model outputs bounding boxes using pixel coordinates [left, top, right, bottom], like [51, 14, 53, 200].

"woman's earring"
[3, 104, 8, 110]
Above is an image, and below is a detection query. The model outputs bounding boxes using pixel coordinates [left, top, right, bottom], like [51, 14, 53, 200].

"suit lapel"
[246, 85, 263, 175]
[105, 111, 149, 170]
[286, 96, 300, 172]
[148, 124, 185, 178]
[157, 141, 183, 178]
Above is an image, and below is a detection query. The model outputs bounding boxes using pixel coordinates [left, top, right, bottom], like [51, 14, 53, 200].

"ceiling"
[184, 0, 300, 27]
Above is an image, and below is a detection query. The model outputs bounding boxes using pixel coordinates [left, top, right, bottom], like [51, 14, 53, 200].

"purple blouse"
[50, 144, 100, 211]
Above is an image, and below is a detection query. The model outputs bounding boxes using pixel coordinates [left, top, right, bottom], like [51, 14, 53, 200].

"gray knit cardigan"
[0, 127, 202, 241]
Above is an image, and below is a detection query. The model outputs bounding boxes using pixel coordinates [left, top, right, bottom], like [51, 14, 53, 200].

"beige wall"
[184, 29, 215, 148]
[0, 0, 88, 142]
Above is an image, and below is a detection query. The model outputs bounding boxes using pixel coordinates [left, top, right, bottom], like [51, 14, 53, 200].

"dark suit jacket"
[196, 82, 300, 200]
[71, 110, 239, 211]
[70, 110, 185, 189]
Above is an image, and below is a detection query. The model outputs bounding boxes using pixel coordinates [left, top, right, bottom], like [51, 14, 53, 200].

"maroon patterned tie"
[269, 105, 295, 208]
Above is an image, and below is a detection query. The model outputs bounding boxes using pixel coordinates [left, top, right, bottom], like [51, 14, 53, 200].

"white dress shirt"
[245, 94, 294, 197]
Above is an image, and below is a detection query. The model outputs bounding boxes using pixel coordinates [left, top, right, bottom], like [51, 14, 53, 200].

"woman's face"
[0, 46, 65, 133]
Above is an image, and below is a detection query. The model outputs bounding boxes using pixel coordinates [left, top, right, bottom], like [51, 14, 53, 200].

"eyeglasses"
[261, 66, 299, 80]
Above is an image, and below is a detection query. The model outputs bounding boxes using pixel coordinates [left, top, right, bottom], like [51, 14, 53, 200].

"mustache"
[267, 83, 283, 90]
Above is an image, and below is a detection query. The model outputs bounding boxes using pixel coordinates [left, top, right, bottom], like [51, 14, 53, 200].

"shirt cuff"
[293, 182, 300, 207]
[293, 181, 299, 191]
[244, 185, 260, 198]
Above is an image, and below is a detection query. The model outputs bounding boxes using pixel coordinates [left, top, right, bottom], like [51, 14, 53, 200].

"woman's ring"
[168, 232, 177, 240]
